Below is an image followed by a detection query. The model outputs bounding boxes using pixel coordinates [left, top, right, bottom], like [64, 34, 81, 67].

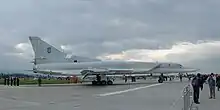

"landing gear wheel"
[92, 81, 97, 85]
[96, 81, 101, 85]
[158, 77, 163, 83]
[158, 79, 163, 83]
[101, 80, 107, 85]
[107, 80, 113, 85]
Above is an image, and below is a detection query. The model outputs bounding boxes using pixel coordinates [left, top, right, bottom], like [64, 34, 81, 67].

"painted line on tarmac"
[97, 83, 164, 97]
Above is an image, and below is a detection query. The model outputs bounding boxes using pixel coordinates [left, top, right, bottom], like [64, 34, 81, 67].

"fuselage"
[36, 60, 198, 74]
[37, 60, 156, 70]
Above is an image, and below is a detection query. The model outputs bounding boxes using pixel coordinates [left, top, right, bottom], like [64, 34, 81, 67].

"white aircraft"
[28, 36, 199, 85]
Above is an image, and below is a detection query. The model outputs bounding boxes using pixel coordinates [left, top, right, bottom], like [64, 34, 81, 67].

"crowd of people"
[191, 73, 220, 104]
[3, 76, 20, 86]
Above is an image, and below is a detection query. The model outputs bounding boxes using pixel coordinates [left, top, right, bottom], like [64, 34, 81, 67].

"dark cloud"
[0, 54, 31, 70]
[0, 0, 220, 72]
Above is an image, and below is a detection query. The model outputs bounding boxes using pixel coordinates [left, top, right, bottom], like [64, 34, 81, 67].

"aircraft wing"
[82, 65, 199, 76]
[25, 69, 82, 76]
[83, 63, 161, 74]
[80, 69, 131, 76]
[82, 68, 157, 75]
[83, 63, 160, 74]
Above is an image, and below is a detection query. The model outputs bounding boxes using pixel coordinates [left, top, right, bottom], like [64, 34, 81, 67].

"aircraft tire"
[107, 80, 113, 85]
[101, 80, 107, 85]
[158, 80, 161, 83]
[158, 79, 163, 83]
[96, 81, 101, 85]
[92, 81, 97, 85]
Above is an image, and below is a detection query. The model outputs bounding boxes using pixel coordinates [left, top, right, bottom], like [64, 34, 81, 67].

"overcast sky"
[1, 0, 220, 73]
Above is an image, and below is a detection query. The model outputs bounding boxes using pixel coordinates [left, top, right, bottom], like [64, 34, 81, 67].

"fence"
[182, 84, 198, 110]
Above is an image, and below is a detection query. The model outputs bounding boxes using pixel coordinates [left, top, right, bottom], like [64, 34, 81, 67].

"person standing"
[123, 74, 127, 83]
[13, 77, 16, 86]
[16, 77, 20, 86]
[3, 76, 6, 85]
[7, 77, 9, 86]
[191, 73, 203, 104]
[207, 73, 216, 99]
[216, 75, 220, 91]
[38, 77, 42, 86]
[179, 74, 183, 82]
[187, 75, 191, 81]
[10, 77, 13, 86]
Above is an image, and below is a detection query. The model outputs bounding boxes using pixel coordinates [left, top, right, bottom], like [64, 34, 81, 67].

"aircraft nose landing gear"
[158, 77, 163, 83]
[158, 73, 164, 83]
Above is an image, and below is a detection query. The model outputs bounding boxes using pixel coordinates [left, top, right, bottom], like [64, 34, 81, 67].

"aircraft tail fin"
[29, 36, 69, 64]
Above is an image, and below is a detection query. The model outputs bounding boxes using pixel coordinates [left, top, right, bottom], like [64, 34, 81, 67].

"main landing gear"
[92, 74, 113, 85]
[92, 80, 113, 85]
[158, 77, 163, 83]
[158, 73, 164, 83]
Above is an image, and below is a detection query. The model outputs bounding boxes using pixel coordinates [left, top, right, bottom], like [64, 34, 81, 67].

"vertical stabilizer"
[29, 36, 69, 64]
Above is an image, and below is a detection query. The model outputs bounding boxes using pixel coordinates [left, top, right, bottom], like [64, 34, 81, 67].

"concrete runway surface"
[0, 80, 189, 110]
[195, 84, 220, 110]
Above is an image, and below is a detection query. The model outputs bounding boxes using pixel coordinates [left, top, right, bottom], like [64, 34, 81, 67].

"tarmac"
[0, 79, 218, 110]
[195, 83, 220, 110]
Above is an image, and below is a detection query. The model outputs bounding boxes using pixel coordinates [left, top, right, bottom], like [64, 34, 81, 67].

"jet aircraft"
[29, 36, 199, 85]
